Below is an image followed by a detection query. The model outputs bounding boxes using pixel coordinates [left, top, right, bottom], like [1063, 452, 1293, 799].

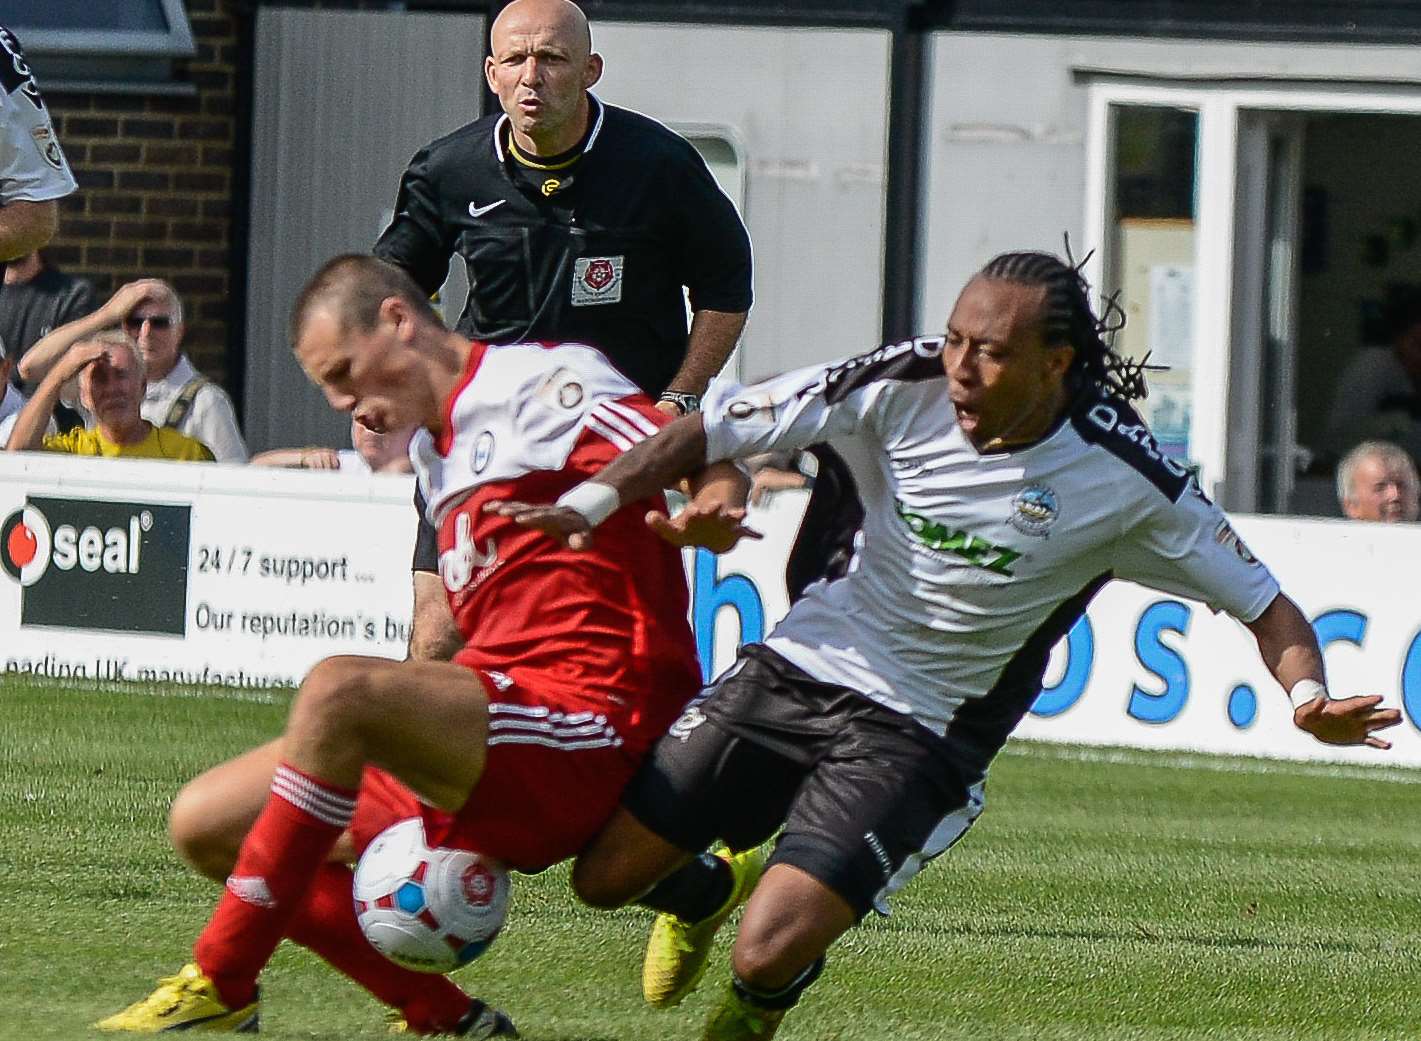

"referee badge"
[572, 256, 624, 307]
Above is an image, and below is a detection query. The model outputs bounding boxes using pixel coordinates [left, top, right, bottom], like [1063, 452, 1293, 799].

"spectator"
[0, 27, 75, 263]
[250, 417, 416, 474]
[1, 249, 96, 386]
[1324, 287, 1421, 463]
[1336, 440, 1419, 523]
[5, 330, 214, 461]
[0, 338, 53, 446]
[18, 278, 249, 462]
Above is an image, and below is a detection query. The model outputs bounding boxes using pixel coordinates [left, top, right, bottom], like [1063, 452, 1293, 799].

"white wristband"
[556, 481, 620, 527]
[1288, 679, 1328, 710]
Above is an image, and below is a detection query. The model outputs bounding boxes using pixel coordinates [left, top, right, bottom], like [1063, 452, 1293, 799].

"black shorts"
[622, 644, 986, 919]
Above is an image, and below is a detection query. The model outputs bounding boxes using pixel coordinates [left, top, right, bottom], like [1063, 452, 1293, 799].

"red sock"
[194, 764, 357, 1008]
[285, 863, 473, 1033]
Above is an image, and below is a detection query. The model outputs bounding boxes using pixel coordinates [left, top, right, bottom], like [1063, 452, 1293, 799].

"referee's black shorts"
[621, 643, 986, 919]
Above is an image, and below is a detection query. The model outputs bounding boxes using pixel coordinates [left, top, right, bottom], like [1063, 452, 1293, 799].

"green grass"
[2, 675, 1418, 1040]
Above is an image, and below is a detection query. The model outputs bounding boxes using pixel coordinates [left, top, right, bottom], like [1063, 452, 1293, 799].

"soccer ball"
[353, 817, 510, 973]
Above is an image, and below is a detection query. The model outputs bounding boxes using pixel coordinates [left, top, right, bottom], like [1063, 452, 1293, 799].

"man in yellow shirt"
[4, 329, 213, 461]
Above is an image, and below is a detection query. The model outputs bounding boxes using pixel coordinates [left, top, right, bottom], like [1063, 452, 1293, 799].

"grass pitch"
[2, 675, 1418, 1041]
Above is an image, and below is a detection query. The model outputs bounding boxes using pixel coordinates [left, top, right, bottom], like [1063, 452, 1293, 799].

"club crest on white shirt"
[473, 430, 495, 473]
[1009, 483, 1060, 537]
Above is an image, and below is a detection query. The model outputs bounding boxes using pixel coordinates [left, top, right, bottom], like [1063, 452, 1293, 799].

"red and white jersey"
[411, 340, 700, 751]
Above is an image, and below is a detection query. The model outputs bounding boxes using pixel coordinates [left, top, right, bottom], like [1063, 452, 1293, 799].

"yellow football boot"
[96, 963, 258, 1033]
[642, 844, 766, 1008]
[702, 982, 786, 1041]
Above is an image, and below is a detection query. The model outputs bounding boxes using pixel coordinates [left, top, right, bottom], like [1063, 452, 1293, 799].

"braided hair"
[978, 249, 1151, 402]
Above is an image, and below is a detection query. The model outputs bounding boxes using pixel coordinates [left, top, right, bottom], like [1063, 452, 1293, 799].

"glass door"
[1103, 104, 1201, 462]
[1230, 111, 1305, 514]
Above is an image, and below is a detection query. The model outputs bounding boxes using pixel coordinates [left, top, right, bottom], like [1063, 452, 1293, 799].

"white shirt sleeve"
[700, 348, 927, 463]
[186, 385, 249, 463]
[0, 409, 55, 447]
[0, 29, 76, 204]
[1114, 482, 1280, 623]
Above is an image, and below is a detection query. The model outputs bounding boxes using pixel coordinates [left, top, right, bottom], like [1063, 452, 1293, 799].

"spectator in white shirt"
[17, 278, 248, 462]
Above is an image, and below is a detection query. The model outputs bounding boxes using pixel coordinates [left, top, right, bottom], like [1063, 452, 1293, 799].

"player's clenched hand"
[483, 500, 595, 550]
[1293, 693, 1402, 749]
[646, 501, 761, 553]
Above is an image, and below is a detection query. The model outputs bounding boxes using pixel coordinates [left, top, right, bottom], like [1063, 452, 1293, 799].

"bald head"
[486, 0, 601, 155]
[491, 0, 591, 57]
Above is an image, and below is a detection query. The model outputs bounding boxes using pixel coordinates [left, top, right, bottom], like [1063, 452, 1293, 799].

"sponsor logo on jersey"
[571, 256, 624, 307]
[0, 497, 191, 635]
[894, 499, 1022, 576]
[726, 393, 775, 422]
[1079, 402, 1193, 501]
[798, 336, 944, 403]
[558, 380, 584, 408]
[1213, 520, 1259, 565]
[535, 368, 586, 410]
[1009, 483, 1059, 537]
[440, 512, 500, 594]
[473, 430, 495, 474]
[667, 704, 708, 742]
[30, 126, 63, 171]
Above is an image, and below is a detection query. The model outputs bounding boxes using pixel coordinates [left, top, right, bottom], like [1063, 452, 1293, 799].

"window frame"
[3, 0, 196, 59]
[1085, 75, 1421, 513]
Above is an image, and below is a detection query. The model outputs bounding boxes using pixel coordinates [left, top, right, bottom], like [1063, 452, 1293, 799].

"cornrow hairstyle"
[978, 249, 1151, 402]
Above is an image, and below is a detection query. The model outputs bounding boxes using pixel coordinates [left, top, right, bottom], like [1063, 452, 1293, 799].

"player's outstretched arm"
[1244, 593, 1402, 749]
[646, 461, 762, 553]
[485, 413, 711, 549]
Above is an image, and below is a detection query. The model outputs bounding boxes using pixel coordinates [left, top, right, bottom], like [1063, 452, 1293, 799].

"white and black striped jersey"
[0, 27, 75, 206]
[700, 337, 1279, 761]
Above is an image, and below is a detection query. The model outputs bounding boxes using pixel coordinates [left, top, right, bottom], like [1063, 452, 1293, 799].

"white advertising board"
[2, 454, 1418, 768]
[0, 454, 418, 689]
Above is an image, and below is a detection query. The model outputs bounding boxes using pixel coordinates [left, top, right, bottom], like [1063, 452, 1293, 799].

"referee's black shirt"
[374, 94, 752, 397]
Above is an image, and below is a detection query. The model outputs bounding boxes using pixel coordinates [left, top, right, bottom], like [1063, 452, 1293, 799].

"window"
[0, 0, 195, 56]
[1107, 104, 1199, 462]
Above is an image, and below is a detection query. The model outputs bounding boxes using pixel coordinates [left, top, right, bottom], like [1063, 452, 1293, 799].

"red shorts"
[346, 668, 650, 872]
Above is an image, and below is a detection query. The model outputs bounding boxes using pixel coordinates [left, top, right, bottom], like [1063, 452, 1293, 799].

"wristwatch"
[658, 391, 701, 416]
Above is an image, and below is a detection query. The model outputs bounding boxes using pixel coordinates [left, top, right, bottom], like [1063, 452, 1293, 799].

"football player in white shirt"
[493, 250, 1402, 1041]
[0, 26, 75, 261]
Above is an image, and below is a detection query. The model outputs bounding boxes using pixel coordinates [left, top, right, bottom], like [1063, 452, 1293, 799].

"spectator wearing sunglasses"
[6, 330, 213, 461]
[17, 278, 248, 462]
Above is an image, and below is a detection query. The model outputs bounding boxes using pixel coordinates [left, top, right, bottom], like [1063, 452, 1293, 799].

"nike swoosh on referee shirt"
[468, 200, 507, 218]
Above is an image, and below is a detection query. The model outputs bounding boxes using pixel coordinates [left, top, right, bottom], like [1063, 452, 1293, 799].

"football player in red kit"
[97, 254, 751, 1037]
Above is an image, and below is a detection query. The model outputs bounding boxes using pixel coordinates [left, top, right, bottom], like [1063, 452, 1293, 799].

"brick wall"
[43, 0, 240, 385]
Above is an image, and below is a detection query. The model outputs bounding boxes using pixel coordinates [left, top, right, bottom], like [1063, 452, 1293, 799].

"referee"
[374, 0, 752, 659]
